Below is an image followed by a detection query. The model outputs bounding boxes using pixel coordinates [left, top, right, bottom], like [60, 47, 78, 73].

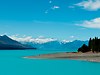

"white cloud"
[75, 0, 100, 11]
[44, 0, 60, 14]
[44, 5, 60, 13]
[76, 17, 100, 28]
[51, 6, 60, 10]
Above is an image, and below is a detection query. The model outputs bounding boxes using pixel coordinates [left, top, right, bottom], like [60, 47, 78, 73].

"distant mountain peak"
[0, 35, 9, 38]
[1, 35, 11, 39]
[3, 35, 8, 37]
[0, 35, 6, 37]
[0, 35, 36, 49]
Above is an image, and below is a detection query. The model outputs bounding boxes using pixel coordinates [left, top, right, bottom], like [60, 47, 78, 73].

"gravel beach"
[24, 52, 100, 62]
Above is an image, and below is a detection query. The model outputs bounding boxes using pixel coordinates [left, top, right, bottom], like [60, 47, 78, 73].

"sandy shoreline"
[24, 52, 100, 62]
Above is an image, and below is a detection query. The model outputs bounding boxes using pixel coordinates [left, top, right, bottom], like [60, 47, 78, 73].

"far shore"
[24, 52, 100, 62]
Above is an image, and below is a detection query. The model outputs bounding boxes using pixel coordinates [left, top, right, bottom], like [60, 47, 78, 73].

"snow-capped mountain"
[10, 35, 88, 51]
[0, 35, 36, 49]
[24, 40, 88, 51]
[10, 35, 58, 44]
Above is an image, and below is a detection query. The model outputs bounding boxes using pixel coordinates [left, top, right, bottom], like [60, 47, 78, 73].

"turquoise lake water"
[0, 50, 100, 75]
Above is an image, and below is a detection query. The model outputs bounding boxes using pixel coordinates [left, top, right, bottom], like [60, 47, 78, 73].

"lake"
[0, 49, 100, 75]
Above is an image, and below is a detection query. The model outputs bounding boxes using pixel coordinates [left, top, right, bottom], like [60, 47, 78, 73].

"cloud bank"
[51, 6, 60, 9]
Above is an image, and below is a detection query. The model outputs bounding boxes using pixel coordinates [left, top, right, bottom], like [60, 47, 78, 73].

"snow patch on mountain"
[9, 35, 88, 51]
[10, 35, 59, 44]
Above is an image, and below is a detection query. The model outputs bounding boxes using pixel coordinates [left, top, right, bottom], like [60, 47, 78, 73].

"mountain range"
[0, 35, 88, 51]
[21, 39, 88, 52]
[0, 35, 36, 50]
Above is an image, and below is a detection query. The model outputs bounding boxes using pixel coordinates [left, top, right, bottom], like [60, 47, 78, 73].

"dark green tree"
[78, 37, 100, 53]
[78, 44, 90, 53]
[88, 38, 92, 50]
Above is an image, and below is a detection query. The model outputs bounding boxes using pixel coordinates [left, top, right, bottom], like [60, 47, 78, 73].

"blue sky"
[0, 0, 100, 41]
